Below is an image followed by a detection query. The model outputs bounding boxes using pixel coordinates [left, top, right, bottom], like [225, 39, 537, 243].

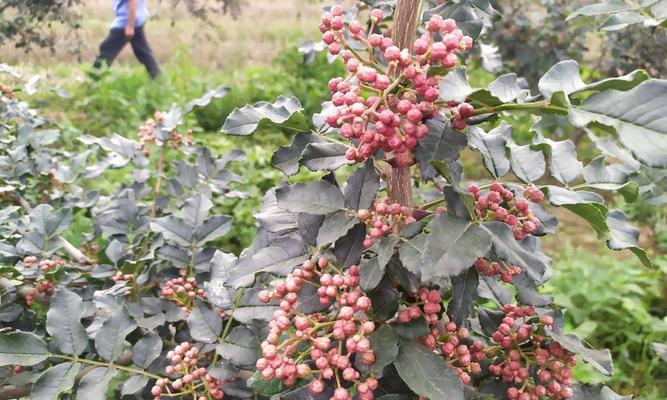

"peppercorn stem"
[471, 101, 567, 116]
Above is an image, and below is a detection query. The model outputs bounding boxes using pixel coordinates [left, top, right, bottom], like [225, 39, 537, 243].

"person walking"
[93, 0, 162, 78]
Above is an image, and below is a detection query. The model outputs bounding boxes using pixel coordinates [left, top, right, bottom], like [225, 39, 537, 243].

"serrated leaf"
[488, 73, 521, 103]
[222, 96, 308, 135]
[549, 332, 614, 376]
[334, 223, 366, 267]
[271, 133, 325, 176]
[31, 362, 81, 400]
[481, 222, 551, 283]
[301, 142, 354, 172]
[316, 211, 358, 246]
[538, 138, 583, 184]
[368, 325, 400, 376]
[276, 180, 346, 214]
[567, 1, 633, 20]
[360, 257, 385, 291]
[538, 60, 585, 100]
[468, 125, 510, 178]
[188, 298, 223, 343]
[0, 331, 50, 366]
[227, 237, 308, 288]
[344, 159, 380, 211]
[606, 209, 651, 267]
[216, 326, 259, 367]
[420, 214, 491, 281]
[416, 115, 467, 181]
[132, 332, 162, 369]
[394, 341, 464, 400]
[77, 367, 119, 400]
[569, 79, 667, 167]
[448, 267, 479, 325]
[439, 67, 473, 103]
[95, 307, 137, 361]
[508, 143, 546, 183]
[46, 288, 89, 356]
[120, 374, 149, 396]
[570, 383, 632, 400]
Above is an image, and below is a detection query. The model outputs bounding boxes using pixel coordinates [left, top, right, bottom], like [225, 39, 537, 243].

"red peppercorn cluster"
[474, 258, 523, 282]
[160, 275, 207, 313]
[488, 305, 575, 400]
[112, 271, 135, 283]
[398, 287, 442, 325]
[320, 6, 474, 166]
[138, 112, 194, 155]
[25, 280, 54, 306]
[23, 256, 64, 273]
[150, 342, 226, 400]
[357, 198, 416, 248]
[256, 256, 377, 399]
[0, 82, 17, 100]
[398, 289, 485, 385]
[468, 182, 544, 241]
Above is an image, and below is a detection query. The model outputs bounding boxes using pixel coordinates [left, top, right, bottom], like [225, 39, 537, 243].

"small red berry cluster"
[0, 82, 17, 100]
[398, 287, 442, 325]
[25, 281, 54, 306]
[160, 275, 207, 313]
[398, 289, 485, 385]
[112, 271, 135, 283]
[150, 342, 225, 400]
[23, 256, 64, 273]
[321, 6, 474, 166]
[468, 182, 544, 241]
[138, 112, 194, 155]
[357, 198, 416, 248]
[256, 256, 377, 399]
[474, 258, 523, 282]
[489, 305, 575, 400]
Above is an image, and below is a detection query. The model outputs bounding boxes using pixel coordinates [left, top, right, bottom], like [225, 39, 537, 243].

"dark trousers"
[93, 25, 162, 78]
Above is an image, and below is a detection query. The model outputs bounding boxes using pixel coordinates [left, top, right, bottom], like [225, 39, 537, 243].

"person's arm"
[125, 0, 137, 39]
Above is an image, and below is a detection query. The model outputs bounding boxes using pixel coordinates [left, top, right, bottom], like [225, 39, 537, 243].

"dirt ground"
[1, 0, 325, 70]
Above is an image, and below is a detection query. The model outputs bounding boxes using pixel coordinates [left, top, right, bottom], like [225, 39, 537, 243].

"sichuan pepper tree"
[1, 0, 667, 399]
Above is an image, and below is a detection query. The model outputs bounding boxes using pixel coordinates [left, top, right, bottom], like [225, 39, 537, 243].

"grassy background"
[2, 0, 667, 397]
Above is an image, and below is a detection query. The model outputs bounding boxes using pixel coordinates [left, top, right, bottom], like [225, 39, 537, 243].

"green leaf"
[120, 375, 149, 396]
[195, 215, 233, 244]
[216, 326, 260, 367]
[538, 60, 585, 100]
[420, 214, 491, 281]
[392, 317, 430, 339]
[188, 298, 223, 343]
[448, 267, 479, 325]
[508, 143, 546, 183]
[468, 124, 510, 178]
[574, 69, 649, 94]
[583, 156, 639, 202]
[439, 67, 473, 103]
[77, 367, 119, 400]
[95, 307, 137, 361]
[46, 288, 89, 356]
[227, 237, 308, 288]
[360, 257, 385, 292]
[606, 210, 652, 267]
[183, 85, 230, 114]
[545, 186, 609, 238]
[567, 1, 634, 20]
[0, 331, 50, 366]
[537, 138, 583, 184]
[571, 384, 632, 400]
[276, 180, 346, 215]
[344, 159, 380, 211]
[271, 133, 325, 176]
[31, 362, 81, 400]
[394, 341, 464, 400]
[415, 116, 467, 181]
[569, 79, 667, 167]
[132, 332, 163, 369]
[316, 211, 358, 247]
[549, 331, 613, 376]
[481, 222, 551, 283]
[301, 142, 354, 172]
[600, 11, 646, 31]
[221, 96, 308, 135]
[488, 73, 522, 103]
[368, 325, 400, 376]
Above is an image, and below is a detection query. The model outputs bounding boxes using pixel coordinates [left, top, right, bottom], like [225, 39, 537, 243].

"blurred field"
[0, 0, 324, 70]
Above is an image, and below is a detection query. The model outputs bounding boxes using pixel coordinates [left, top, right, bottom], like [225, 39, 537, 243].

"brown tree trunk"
[388, 0, 420, 207]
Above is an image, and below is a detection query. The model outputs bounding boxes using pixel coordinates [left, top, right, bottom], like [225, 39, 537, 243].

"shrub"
[1, 1, 666, 399]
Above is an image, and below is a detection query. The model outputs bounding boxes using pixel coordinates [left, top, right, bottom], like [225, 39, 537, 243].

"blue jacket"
[111, 0, 150, 29]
